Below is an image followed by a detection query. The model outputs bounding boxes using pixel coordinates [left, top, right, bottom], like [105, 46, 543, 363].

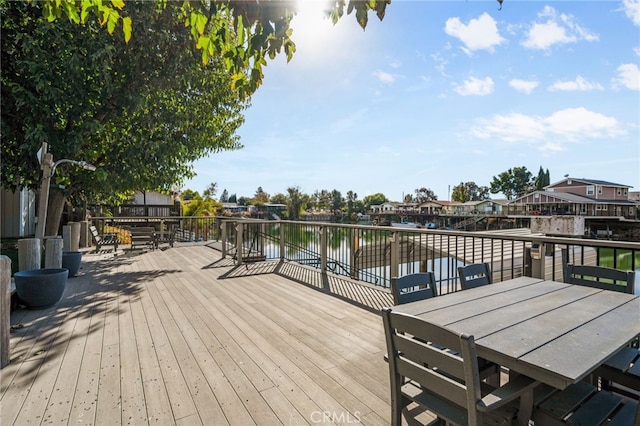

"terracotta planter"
[14, 268, 68, 309]
[62, 251, 82, 277]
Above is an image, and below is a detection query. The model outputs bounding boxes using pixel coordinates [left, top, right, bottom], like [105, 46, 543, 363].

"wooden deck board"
[2, 245, 434, 425]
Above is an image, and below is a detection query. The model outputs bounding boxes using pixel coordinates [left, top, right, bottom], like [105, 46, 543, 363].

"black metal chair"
[458, 263, 492, 290]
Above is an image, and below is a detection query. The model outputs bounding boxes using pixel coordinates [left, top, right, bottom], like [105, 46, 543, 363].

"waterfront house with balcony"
[507, 178, 637, 219]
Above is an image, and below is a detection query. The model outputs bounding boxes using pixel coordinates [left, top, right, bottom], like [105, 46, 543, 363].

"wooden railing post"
[279, 221, 285, 262]
[220, 221, 227, 258]
[390, 231, 399, 282]
[1, 255, 11, 368]
[320, 226, 327, 274]
[236, 221, 244, 264]
[350, 229, 359, 279]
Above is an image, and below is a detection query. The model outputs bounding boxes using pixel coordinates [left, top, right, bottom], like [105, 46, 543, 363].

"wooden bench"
[129, 227, 156, 251]
[89, 225, 119, 253]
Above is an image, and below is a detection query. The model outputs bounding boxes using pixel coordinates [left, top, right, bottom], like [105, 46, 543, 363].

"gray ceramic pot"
[14, 268, 68, 309]
[62, 251, 82, 277]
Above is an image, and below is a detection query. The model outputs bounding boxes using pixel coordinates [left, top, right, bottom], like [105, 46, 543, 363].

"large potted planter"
[62, 251, 82, 277]
[14, 268, 68, 309]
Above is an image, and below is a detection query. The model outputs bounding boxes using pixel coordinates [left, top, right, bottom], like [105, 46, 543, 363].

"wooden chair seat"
[596, 346, 640, 400]
[532, 381, 639, 425]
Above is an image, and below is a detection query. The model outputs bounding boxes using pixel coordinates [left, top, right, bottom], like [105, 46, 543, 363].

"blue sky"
[184, 0, 640, 202]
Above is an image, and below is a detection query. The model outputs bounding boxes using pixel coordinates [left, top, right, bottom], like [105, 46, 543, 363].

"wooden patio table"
[393, 276, 640, 391]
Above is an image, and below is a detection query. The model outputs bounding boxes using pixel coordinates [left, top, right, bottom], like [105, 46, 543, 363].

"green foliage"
[183, 197, 221, 216]
[203, 182, 218, 199]
[2, 1, 246, 230]
[534, 166, 551, 190]
[414, 187, 438, 203]
[39, 0, 391, 99]
[490, 167, 533, 200]
[451, 182, 490, 203]
[181, 189, 201, 201]
[362, 193, 388, 210]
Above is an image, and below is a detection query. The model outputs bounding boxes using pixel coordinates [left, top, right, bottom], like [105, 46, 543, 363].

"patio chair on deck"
[89, 225, 119, 253]
[382, 308, 539, 426]
[389, 272, 501, 387]
[563, 263, 635, 294]
[390, 272, 437, 305]
[532, 381, 639, 425]
[458, 263, 492, 290]
[564, 264, 638, 401]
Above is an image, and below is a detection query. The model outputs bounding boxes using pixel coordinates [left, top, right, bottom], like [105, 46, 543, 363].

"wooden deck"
[2, 244, 417, 425]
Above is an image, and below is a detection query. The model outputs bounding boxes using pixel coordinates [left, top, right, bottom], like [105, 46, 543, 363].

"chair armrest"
[477, 375, 539, 412]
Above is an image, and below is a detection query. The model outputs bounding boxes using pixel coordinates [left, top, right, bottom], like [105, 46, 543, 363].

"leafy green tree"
[414, 187, 438, 203]
[490, 167, 533, 200]
[346, 190, 358, 217]
[363, 193, 388, 211]
[40, 0, 391, 98]
[184, 197, 220, 216]
[451, 182, 490, 203]
[219, 189, 229, 202]
[228, 193, 237, 203]
[181, 189, 201, 201]
[270, 193, 288, 206]
[203, 182, 218, 199]
[1, 1, 245, 235]
[534, 166, 551, 190]
[331, 189, 344, 217]
[286, 186, 304, 220]
[253, 187, 269, 205]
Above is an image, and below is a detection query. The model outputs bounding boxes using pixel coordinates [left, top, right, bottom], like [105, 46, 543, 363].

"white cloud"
[612, 63, 640, 90]
[373, 70, 396, 84]
[454, 76, 494, 96]
[471, 107, 624, 151]
[509, 79, 539, 94]
[548, 76, 604, 91]
[522, 6, 599, 50]
[634, 47, 640, 57]
[444, 13, 505, 54]
[623, 0, 640, 26]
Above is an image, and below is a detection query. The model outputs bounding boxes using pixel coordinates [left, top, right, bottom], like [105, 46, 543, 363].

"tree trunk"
[46, 189, 66, 237]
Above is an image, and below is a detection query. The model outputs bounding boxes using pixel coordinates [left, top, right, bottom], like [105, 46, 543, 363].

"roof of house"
[546, 178, 632, 189]
[511, 190, 638, 205]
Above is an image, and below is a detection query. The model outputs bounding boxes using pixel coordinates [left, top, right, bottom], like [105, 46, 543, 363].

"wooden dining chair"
[390, 272, 437, 305]
[595, 345, 640, 400]
[389, 272, 501, 387]
[458, 263, 492, 290]
[532, 381, 639, 425]
[563, 263, 635, 294]
[382, 308, 539, 426]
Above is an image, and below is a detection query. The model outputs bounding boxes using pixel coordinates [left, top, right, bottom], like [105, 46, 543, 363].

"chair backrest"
[390, 272, 437, 305]
[89, 225, 102, 243]
[563, 264, 635, 294]
[458, 263, 492, 290]
[382, 308, 483, 425]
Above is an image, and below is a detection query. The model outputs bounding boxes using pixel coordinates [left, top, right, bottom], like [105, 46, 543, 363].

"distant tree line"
[180, 165, 551, 219]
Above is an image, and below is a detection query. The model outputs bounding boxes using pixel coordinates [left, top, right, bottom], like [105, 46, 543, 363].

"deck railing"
[90, 216, 639, 296]
[222, 218, 640, 296]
